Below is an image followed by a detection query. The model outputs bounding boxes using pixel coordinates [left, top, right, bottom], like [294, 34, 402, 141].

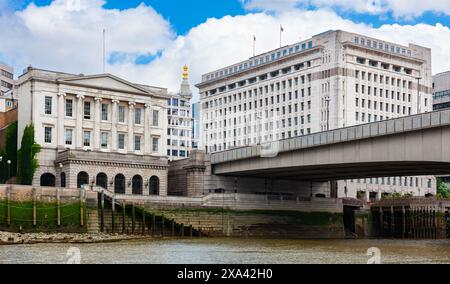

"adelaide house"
[17, 66, 169, 196]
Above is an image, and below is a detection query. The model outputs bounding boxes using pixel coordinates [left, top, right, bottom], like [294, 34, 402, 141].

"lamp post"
[7, 160, 11, 181]
[416, 77, 422, 114]
[325, 97, 331, 131]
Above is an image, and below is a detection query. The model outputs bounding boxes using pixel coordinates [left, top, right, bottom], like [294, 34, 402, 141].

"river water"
[1, 238, 450, 264]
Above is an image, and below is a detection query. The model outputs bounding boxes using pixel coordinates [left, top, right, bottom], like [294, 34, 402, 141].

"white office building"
[166, 65, 193, 160]
[196, 29, 436, 201]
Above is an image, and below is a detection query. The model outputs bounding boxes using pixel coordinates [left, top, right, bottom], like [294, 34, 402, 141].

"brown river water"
[1, 238, 450, 264]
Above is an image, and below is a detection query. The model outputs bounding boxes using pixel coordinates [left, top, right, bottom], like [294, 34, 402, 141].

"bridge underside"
[214, 161, 450, 181]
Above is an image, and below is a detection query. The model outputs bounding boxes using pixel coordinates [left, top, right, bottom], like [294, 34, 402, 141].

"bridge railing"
[211, 109, 450, 164]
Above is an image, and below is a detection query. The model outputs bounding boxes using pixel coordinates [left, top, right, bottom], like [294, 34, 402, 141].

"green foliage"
[17, 124, 41, 185]
[436, 178, 450, 199]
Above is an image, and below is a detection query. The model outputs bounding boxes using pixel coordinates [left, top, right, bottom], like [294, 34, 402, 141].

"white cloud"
[0, 0, 173, 76]
[1, 0, 450, 102]
[240, 0, 450, 19]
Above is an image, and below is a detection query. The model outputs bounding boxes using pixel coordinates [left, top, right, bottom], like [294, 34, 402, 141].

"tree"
[436, 178, 450, 199]
[17, 124, 41, 185]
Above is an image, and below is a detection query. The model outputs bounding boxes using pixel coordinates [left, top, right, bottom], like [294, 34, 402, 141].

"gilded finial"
[183, 65, 188, 79]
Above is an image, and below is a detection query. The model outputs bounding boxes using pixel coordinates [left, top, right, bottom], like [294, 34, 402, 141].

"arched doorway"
[149, 176, 160, 195]
[132, 175, 143, 195]
[114, 174, 126, 194]
[60, 172, 66, 188]
[77, 171, 89, 189]
[40, 173, 56, 187]
[96, 173, 108, 189]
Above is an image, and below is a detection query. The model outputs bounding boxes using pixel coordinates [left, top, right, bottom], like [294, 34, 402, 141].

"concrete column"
[128, 102, 135, 152]
[144, 103, 151, 154]
[57, 93, 66, 148]
[76, 94, 85, 148]
[365, 190, 370, 203]
[111, 99, 119, 151]
[94, 97, 102, 150]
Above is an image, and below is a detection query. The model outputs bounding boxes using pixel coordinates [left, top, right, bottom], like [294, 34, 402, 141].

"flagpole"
[279, 25, 282, 48]
[253, 35, 256, 57]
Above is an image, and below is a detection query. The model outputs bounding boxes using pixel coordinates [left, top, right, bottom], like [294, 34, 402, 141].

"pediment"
[60, 75, 149, 94]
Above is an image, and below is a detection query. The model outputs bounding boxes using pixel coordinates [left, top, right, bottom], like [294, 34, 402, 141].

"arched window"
[77, 171, 89, 189]
[132, 175, 143, 195]
[60, 172, 66, 188]
[114, 174, 126, 194]
[40, 173, 56, 187]
[96, 173, 108, 189]
[149, 176, 160, 195]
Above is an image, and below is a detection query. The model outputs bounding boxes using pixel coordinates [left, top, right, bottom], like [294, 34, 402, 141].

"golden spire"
[183, 65, 188, 80]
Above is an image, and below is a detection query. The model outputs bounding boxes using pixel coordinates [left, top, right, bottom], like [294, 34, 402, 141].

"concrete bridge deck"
[211, 109, 450, 181]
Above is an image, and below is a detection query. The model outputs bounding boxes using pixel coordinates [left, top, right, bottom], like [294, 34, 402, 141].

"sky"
[1, 0, 450, 101]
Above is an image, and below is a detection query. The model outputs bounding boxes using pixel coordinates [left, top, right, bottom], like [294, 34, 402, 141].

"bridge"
[210, 109, 450, 181]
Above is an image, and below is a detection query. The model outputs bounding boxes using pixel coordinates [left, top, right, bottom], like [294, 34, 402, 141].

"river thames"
[1, 238, 450, 264]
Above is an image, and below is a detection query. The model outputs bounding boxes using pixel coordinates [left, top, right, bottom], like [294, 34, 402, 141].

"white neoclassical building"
[17, 66, 169, 196]
[196, 29, 436, 200]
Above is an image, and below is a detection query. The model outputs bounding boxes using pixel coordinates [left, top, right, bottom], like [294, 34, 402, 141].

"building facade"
[17, 67, 169, 195]
[196, 29, 435, 200]
[192, 101, 200, 149]
[433, 71, 450, 111]
[166, 65, 193, 161]
[0, 64, 15, 113]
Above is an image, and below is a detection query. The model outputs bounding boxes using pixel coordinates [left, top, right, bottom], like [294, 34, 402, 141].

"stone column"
[57, 92, 66, 149]
[94, 97, 102, 150]
[76, 94, 85, 148]
[144, 103, 151, 154]
[111, 98, 119, 151]
[128, 102, 136, 152]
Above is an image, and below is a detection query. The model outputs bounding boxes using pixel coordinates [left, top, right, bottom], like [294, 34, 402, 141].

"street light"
[416, 77, 422, 114]
[7, 160, 11, 181]
[325, 97, 331, 131]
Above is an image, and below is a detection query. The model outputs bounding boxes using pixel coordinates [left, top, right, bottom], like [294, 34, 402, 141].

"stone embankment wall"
[0, 185, 98, 233]
[148, 208, 345, 239]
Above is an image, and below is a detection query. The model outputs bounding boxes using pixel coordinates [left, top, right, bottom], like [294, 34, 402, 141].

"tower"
[180, 65, 192, 98]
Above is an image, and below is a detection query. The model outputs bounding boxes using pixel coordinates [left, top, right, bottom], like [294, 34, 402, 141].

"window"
[118, 106, 125, 123]
[65, 129, 73, 145]
[118, 134, 125, 150]
[134, 136, 141, 151]
[101, 132, 108, 149]
[152, 137, 159, 152]
[152, 110, 159, 127]
[45, 96, 52, 115]
[44, 127, 52, 143]
[101, 104, 108, 121]
[83, 131, 91, 147]
[84, 101, 91, 119]
[135, 108, 142, 124]
[65, 99, 73, 117]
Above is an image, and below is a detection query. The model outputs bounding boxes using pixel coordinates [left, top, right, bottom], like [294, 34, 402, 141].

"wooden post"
[32, 187, 37, 227]
[161, 215, 165, 237]
[379, 207, 383, 237]
[131, 203, 136, 234]
[6, 186, 11, 227]
[171, 219, 175, 237]
[142, 208, 146, 235]
[390, 206, 395, 237]
[199, 227, 202, 238]
[56, 188, 61, 227]
[122, 203, 126, 234]
[190, 225, 193, 237]
[100, 191, 105, 232]
[181, 223, 184, 237]
[402, 206, 406, 239]
[79, 189, 84, 227]
[111, 197, 115, 233]
[152, 214, 156, 236]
